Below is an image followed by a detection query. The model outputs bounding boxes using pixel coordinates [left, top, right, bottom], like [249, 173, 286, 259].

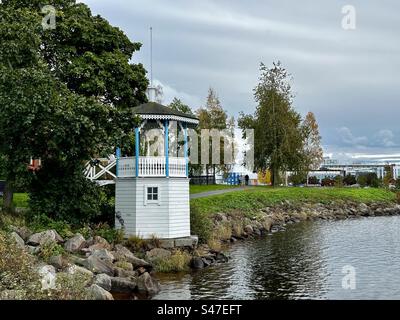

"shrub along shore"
[0, 187, 399, 300]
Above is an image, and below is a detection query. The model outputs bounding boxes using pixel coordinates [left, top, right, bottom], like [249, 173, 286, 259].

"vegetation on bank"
[190, 187, 397, 245]
[192, 187, 396, 216]
[0, 231, 92, 300]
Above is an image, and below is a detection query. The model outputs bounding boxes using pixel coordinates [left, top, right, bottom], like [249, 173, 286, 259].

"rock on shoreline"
[3, 200, 400, 300]
[210, 201, 400, 243]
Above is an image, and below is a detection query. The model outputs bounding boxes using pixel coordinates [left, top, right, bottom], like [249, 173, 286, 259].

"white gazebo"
[114, 102, 199, 239]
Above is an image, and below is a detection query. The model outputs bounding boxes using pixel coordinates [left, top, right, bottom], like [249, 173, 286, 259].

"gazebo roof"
[132, 102, 199, 125]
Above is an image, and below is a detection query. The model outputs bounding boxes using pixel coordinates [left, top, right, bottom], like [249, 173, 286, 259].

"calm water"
[153, 216, 400, 300]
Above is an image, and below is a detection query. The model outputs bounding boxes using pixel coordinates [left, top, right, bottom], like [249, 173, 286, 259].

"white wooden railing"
[117, 157, 136, 178]
[84, 158, 117, 181]
[118, 156, 187, 178]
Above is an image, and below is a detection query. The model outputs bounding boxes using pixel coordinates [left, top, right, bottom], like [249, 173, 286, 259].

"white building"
[115, 102, 199, 239]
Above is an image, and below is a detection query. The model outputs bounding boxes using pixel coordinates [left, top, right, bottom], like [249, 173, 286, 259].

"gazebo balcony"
[117, 156, 187, 178]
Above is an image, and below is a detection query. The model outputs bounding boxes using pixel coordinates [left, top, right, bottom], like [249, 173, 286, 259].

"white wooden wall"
[115, 177, 190, 239]
[168, 179, 190, 238]
[115, 179, 136, 235]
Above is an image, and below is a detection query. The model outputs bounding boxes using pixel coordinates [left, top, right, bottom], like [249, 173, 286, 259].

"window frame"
[144, 184, 161, 206]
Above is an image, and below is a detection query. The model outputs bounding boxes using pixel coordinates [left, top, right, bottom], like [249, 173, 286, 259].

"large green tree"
[3, 0, 148, 109]
[0, 1, 148, 219]
[239, 62, 305, 186]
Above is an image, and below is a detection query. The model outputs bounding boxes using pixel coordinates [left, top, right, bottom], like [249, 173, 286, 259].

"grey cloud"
[82, 0, 400, 159]
[337, 127, 368, 147]
[375, 130, 396, 148]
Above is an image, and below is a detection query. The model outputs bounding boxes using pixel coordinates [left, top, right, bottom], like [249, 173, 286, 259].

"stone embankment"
[209, 201, 400, 243]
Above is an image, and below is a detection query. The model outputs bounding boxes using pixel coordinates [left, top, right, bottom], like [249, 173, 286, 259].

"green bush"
[343, 174, 357, 186]
[289, 172, 307, 185]
[91, 223, 124, 244]
[38, 241, 65, 261]
[334, 175, 344, 187]
[0, 232, 42, 298]
[125, 235, 147, 252]
[28, 214, 74, 239]
[152, 250, 191, 273]
[27, 165, 107, 225]
[53, 273, 92, 300]
[76, 224, 92, 239]
[190, 204, 212, 243]
[0, 231, 92, 300]
[357, 173, 380, 188]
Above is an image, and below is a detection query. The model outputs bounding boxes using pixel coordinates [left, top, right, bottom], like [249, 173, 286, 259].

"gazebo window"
[144, 185, 160, 205]
[147, 187, 158, 201]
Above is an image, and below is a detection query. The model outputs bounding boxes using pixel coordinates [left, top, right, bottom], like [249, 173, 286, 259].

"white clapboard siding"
[115, 177, 190, 239]
[168, 179, 190, 238]
[115, 179, 136, 234]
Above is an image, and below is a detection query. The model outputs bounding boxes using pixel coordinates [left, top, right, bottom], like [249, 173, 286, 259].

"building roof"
[132, 102, 199, 125]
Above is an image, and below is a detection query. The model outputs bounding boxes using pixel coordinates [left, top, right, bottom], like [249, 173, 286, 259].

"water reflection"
[153, 216, 400, 300]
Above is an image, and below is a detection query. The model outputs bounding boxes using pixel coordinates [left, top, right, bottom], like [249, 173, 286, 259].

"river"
[152, 216, 400, 300]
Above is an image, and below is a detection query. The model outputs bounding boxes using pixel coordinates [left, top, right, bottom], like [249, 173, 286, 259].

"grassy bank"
[191, 187, 396, 217]
[3, 186, 238, 208]
[0, 193, 29, 208]
[190, 187, 397, 247]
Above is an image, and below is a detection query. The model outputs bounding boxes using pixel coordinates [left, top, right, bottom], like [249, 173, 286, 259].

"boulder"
[10, 231, 25, 249]
[91, 249, 115, 263]
[94, 273, 112, 292]
[244, 225, 254, 235]
[201, 257, 213, 267]
[190, 257, 205, 269]
[25, 245, 40, 255]
[82, 255, 114, 276]
[80, 236, 112, 253]
[27, 230, 63, 246]
[136, 266, 147, 275]
[64, 234, 86, 253]
[69, 255, 87, 267]
[113, 261, 134, 271]
[10, 226, 32, 241]
[145, 248, 171, 261]
[37, 265, 56, 290]
[112, 245, 151, 269]
[48, 255, 67, 270]
[174, 238, 195, 248]
[88, 284, 114, 300]
[215, 252, 229, 263]
[92, 236, 112, 250]
[159, 239, 175, 249]
[137, 272, 160, 295]
[110, 277, 137, 293]
[214, 213, 228, 223]
[114, 267, 138, 279]
[65, 264, 94, 278]
[80, 236, 94, 249]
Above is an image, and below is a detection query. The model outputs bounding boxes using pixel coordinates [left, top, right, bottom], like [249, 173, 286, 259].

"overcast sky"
[82, 0, 400, 161]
